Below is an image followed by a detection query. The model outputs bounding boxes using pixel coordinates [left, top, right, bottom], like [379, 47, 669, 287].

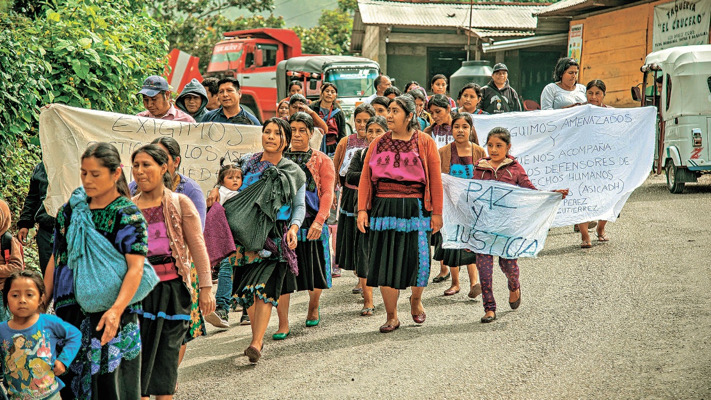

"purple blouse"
[431, 124, 454, 149]
[142, 205, 171, 258]
[369, 131, 426, 184]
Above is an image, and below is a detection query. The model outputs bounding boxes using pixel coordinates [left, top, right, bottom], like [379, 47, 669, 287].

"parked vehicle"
[632, 45, 711, 193]
[204, 28, 302, 122]
[276, 56, 381, 123]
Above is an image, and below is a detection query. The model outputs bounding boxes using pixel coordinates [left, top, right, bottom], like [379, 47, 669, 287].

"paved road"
[176, 175, 711, 399]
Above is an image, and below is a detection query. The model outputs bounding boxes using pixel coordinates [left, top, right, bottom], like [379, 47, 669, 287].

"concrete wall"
[362, 25, 386, 71]
[387, 44, 427, 89]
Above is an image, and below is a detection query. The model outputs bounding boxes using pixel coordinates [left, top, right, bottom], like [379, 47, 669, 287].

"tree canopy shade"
[0, 0, 169, 261]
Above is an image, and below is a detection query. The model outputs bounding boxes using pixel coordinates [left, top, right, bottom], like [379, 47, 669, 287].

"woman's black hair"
[81, 142, 130, 198]
[457, 83, 483, 100]
[353, 103, 375, 119]
[289, 80, 303, 91]
[3, 270, 45, 308]
[320, 82, 337, 94]
[371, 96, 391, 109]
[486, 127, 511, 150]
[131, 144, 173, 189]
[427, 94, 451, 111]
[151, 137, 181, 170]
[404, 81, 420, 93]
[406, 88, 426, 103]
[288, 111, 314, 133]
[586, 79, 607, 94]
[383, 86, 402, 98]
[553, 57, 580, 82]
[289, 93, 308, 106]
[391, 95, 419, 131]
[217, 157, 243, 186]
[430, 74, 448, 88]
[365, 115, 388, 133]
[262, 117, 292, 153]
[452, 112, 479, 145]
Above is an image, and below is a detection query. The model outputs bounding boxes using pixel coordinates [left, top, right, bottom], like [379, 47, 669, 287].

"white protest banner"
[653, 0, 711, 52]
[39, 104, 322, 217]
[441, 175, 561, 258]
[470, 105, 656, 227]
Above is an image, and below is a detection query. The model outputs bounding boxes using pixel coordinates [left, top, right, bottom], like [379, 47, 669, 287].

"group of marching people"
[0, 56, 622, 400]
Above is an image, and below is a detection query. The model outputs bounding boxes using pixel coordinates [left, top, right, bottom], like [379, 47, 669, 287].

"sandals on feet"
[468, 283, 482, 299]
[360, 307, 374, 316]
[443, 287, 460, 296]
[581, 241, 592, 249]
[597, 232, 609, 242]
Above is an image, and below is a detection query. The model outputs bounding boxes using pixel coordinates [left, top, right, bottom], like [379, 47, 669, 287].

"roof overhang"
[535, 0, 629, 17]
[481, 33, 569, 53]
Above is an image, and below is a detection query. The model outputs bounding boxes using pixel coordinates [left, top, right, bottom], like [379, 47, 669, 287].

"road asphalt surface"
[176, 174, 711, 399]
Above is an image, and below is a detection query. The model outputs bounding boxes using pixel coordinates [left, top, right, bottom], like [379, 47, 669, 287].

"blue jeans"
[215, 258, 233, 311]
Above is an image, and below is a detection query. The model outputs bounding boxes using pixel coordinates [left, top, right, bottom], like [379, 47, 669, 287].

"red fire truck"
[204, 28, 302, 122]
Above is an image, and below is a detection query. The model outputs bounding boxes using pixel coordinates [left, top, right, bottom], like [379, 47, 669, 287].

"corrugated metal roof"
[469, 28, 535, 39]
[357, 0, 543, 30]
[481, 32, 568, 52]
[535, 0, 629, 17]
[535, 0, 589, 16]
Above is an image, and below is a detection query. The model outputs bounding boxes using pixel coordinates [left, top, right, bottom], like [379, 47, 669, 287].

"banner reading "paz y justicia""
[470, 105, 656, 227]
[441, 175, 561, 258]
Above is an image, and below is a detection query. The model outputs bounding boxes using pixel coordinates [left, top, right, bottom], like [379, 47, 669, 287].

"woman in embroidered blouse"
[346, 116, 388, 316]
[43, 142, 147, 399]
[309, 83, 346, 157]
[423, 94, 455, 284]
[424, 94, 455, 151]
[129, 137, 210, 345]
[333, 104, 375, 289]
[234, 118, 306, 362]
[357, 95, 444, 333]
[434, 113, 486, 299]
[272, 112, 336, 339]
[130, 144, 215, 399]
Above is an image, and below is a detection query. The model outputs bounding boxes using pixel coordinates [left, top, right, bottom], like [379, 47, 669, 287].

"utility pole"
[467, 0, 473, 60]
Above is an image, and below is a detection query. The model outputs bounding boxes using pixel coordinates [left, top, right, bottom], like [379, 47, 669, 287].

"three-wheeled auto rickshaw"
[632, 45, 711, 193]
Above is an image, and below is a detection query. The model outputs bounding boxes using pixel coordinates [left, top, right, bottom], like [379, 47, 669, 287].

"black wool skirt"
[235, 222, 298, 307]
[140, 278, 192, 396]
[294, 216, 332, 291]
[432, 232, 477, 267]
[336, 186, 358, 270]
[366, 197, 432, 290]
[351, 188, 370, 279]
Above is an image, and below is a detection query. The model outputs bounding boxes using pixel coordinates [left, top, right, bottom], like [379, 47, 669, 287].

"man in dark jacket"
[202, 77, 260, 125]
[478, 63, 522, 114]
[176, 78, 210, 122]
[17, 162, 55, 274]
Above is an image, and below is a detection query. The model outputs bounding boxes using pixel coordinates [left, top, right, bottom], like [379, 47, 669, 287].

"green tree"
[0, 0, 169, 270]
[293, 6, 353, 55]
[169, 14, 285, 72]
[337, 0, 358, 13]
[143, 0, 283, 71]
